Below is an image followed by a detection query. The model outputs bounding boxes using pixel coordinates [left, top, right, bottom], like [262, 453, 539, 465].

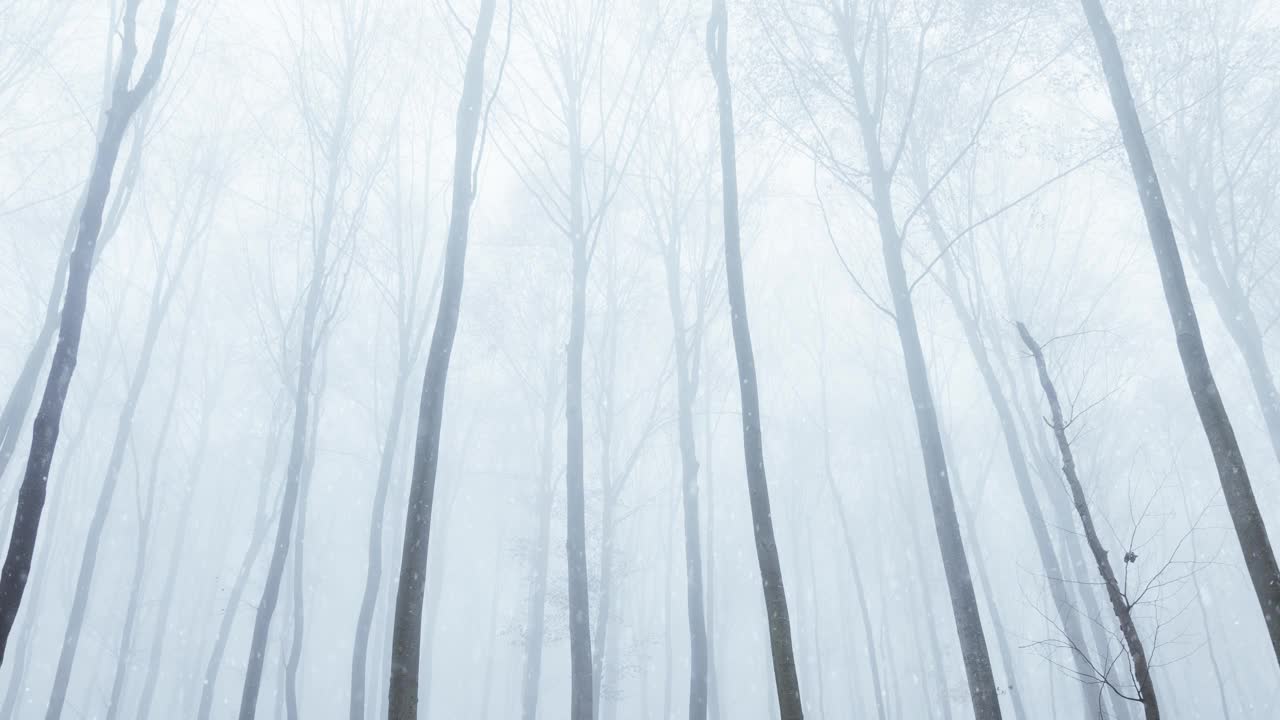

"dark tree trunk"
[0, 303, 125, 717]
[46, 167, 205, 720]
[0, 77, 146, 485]
[386, 2, 496, 715]
[916, 185, 1098, 719]
[1019, 322, 1160, 720]
[0, 0, 179, 664]
[827, 7, 1001, 714]
[1079, 0, 1280, 667]
[706, 2, 804, 717]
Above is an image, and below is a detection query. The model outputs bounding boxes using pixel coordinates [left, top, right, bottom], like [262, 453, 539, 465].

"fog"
[1, 0, 1279, 718]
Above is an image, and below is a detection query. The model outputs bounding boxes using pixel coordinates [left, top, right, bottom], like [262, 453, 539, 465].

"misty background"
[1, 0, 1278, 718]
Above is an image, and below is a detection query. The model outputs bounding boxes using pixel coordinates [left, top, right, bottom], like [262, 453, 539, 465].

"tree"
[706, 1, 804, 717]
[237, 1, 377, 713]
[1078, 0, 1280, 666]
[1136, 0, 1280, 472]
[502, 2, 666, 714]
[640, 98, 717, 719]
[386, 0, 499, 715]
[348, 92, 442, 720]
[0, 0, 180, 664]
[44, 132, 218, 720]
[1018, 322, 1161, 720]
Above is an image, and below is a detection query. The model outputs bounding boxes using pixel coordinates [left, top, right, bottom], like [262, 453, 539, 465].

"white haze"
[1, 0, 1279, 718]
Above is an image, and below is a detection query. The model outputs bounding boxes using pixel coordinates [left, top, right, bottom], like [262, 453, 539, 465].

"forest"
[1, 0, 1279, 718]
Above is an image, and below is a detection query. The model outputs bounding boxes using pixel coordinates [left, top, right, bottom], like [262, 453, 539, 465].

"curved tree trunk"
[349, 359, 409, 720]
[46, 163, 205, 720]
[0, 0, 179, 664]
[706, 2, 804, 716]
[1079, 0, 1280, 667]
[386, 2, 496, 714]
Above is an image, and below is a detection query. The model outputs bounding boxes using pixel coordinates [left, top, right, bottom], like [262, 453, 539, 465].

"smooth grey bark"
[914, 176, 1097, 718]
[1019, 322, 1160, 720]
[45, 160, 206, 720]
[827, 4, 1001, 713]
[386, 1, 496, 714]
[706, 2, 804, 716]
[0, 0, 179, 664]
[660, 218, 710, 720]
[1079, 0, 1280, 667]
[563, 73, 596, 720]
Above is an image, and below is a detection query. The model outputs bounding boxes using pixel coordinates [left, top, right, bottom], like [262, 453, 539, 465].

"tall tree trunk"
[0, 283, 129, 716]
[1079, 0, 1280, 665]
[386, 2, 496, 714]
[706, 3, 804, 716]
[828, 8, 1001, 714]
[46, 165, 205, 720]
[952, 463, 1027, 720]
[917, 182, 1104, 719]
[661, 233, 710, 720]
[564, 94, 595, 720]
[903, 491, 955, 720]
[284, 419, 322, 720]
[350, 356, 410, 720]
[238, 9, 369, 710]
[0, 0, 179, 663]
[1018, 322, 1160, 720]
[1151, 136, 1280, 473]
[0, 27, 148, 484]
